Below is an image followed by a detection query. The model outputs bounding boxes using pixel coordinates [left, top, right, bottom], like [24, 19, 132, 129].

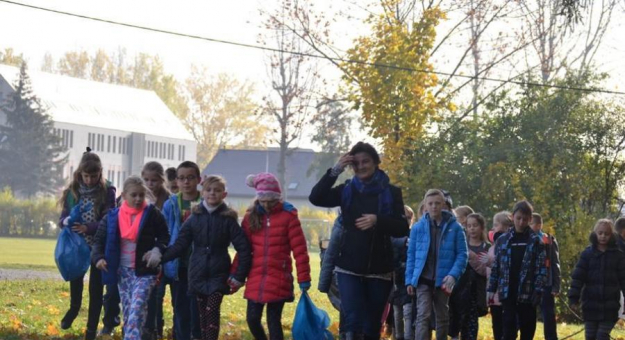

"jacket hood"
[424, 209, 456, 226]
[590, 232, 618, 249]
[194, 201, 238, 220]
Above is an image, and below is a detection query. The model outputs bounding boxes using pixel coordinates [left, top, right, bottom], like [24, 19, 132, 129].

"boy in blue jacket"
[162, 161, 202, 340]
[405, 189, 468, 340]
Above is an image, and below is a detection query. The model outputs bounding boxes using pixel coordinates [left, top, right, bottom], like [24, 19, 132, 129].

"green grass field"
[1, 237, 625, 339]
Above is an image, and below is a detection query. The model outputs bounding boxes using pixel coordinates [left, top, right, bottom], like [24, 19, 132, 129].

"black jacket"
[309, 169, 409, 275]
[568, 243, 625, 321]
[92, 205, 170, 284]
[162, 203, 252, 296]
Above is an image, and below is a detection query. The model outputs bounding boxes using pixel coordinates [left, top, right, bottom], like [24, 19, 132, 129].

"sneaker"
[98, 326, 115, 337]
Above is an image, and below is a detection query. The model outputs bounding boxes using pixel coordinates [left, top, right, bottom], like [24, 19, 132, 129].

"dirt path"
[0, 268, 63, 280]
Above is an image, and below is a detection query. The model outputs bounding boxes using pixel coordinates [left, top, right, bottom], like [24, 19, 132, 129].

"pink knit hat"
[246, 172, 282, 200]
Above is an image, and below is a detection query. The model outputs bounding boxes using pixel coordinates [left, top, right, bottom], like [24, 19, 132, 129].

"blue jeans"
[541, 287, 558, 340]
[337, 272, 393, 336]
[172, 270, 201, 340]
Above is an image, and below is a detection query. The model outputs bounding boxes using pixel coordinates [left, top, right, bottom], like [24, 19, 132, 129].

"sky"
[0, 0, 377, 150]
[2, 0, 625, 150]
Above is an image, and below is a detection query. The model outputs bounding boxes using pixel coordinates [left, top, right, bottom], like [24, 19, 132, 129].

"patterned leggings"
[118, 266, 157, 340]
[585, 320, 616, 340]
[196, 293, 224, 340]
[459, 294, 479, 340]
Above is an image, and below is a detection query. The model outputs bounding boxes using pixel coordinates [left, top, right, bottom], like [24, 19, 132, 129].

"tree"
[0, 48, 24, 67]
[184, 65, 270, 167]
[261, 0, 319, 193]
[343, 2, 453, 188]
[307, 98, 353, 180]
[0, 62, 66, 197]
[52, 49, 188, 119]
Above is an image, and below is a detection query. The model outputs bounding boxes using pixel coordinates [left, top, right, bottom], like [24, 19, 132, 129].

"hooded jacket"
[405, 210, 468, 288]
[568, 239, 625, 322]
[238, 201, 311, 303]
[162, 203, 252, 296]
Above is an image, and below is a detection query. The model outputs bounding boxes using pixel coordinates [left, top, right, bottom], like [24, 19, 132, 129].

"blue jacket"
[91, 204, 170, 285]
[163, 194, 184, 280]
[318, 217, 343, 293]
[405, 210, 468, 288]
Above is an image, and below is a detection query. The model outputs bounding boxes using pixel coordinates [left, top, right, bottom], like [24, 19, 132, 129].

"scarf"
[78, 183, 99, 197]
[119, 200, 147, 242]
[342, 169, 393, 216]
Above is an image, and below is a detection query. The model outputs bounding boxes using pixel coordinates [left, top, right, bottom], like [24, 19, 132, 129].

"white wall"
[55, 121, 196, 191]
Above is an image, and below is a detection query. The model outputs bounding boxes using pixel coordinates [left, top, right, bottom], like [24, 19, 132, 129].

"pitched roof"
[0, 64, 194, 141]
[203, 148, 323, 199]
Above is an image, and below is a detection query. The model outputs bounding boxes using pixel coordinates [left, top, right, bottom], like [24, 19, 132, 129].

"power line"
[2, 0, 625, 95]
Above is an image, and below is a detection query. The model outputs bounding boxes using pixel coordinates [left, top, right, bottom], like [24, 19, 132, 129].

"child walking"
[163, 161, 203, 340]
[448, 205, 474, 339]
[390, 205, 416, 340]
[240, 172, 311, 340]
[91, 176, 170, 340]
[487, 200, 546, 340]
[157, 175, 252, 340]
[141, 161, 172, 339]
[405, 189, 468, 340]
[449, 213, 490, 340]
[568, 219, 625, 340]
[483, 211, 513, 340]
[58, 149, 117, 340]
[530, 213, 561, 340]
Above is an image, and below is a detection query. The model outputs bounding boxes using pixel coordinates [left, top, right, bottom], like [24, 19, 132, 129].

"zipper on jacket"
[258, 214, 270, 301]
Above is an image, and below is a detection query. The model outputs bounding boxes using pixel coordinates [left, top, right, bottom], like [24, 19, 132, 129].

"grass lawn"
[0, 237, 58, 271]
[2, 237, 625, 339]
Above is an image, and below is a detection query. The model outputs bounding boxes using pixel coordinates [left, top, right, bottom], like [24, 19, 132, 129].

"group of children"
[58, 146, 625, 340]
[379, 190, 625, 340]
[58, 148, 310, 340]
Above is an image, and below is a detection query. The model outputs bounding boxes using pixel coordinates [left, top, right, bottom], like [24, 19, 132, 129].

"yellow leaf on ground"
[47, 322, 60, 336]
[47, 305, 60, 315]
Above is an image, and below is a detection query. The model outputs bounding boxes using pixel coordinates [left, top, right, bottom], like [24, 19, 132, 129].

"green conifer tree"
[0, 62, 66, 197]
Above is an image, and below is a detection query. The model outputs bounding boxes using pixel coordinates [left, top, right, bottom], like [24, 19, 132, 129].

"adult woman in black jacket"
[309, 142, 409, 340]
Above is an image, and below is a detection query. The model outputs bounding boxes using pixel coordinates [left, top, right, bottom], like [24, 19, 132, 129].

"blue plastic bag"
[55, 227, 91, 281]
[292, 291, 334, 340]
[55, 205, 92, 282]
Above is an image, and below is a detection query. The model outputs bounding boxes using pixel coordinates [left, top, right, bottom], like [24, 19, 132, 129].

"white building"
[0, 64, 196, 191]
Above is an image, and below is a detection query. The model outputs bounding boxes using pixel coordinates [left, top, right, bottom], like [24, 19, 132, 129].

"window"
[118, 137, 122, 154]
[70, 130, 73, 148]
[112, 136, 116, 153]
[122, 138, 126, 154]
[107, 136, 111, 153]
[123, 171, 127, 182]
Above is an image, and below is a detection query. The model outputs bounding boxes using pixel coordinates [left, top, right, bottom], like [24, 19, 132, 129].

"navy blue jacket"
[91, 204, 170, 285]
[568, 242, 625, 321]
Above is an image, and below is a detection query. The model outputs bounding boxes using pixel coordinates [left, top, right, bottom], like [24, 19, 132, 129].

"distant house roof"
[203, 148, 322, 199]
[0, 64, 194, 141]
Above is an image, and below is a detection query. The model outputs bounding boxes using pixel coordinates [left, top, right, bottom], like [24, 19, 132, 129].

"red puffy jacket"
[240, 201, 311, 303]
